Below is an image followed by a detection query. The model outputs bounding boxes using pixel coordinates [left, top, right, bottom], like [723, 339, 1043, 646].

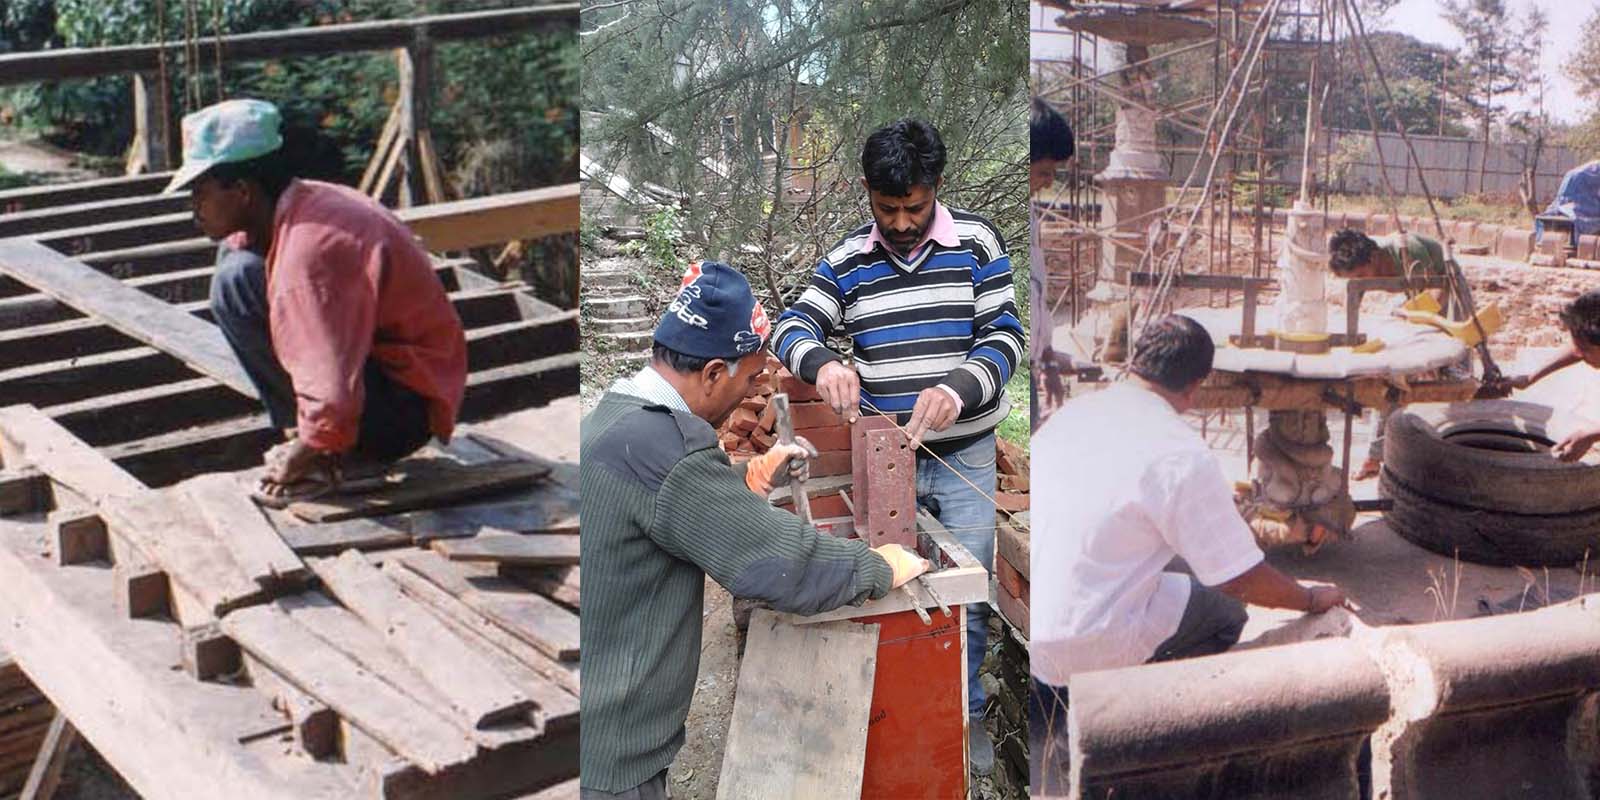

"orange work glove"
[872, 544, 932, 589]
[744, 437, 818, 496]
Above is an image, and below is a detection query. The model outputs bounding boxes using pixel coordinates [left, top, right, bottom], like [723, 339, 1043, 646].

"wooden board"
[276, 493, 576, 555]
[392, 550, 578, 662]
[100, 490, 262, 617]
[287, 458, 550, 523]
[432, 533, 578, 566]
[498, 564, 579, 609]
[0, 240, 255, 398]
[184, 473, 308, 586]
[716, 609, 879, 800]
[309, 551, 534, 730]
[383, 557, 580, 702]
[220, 604, 477, 774]
[0, 405, 144, 500]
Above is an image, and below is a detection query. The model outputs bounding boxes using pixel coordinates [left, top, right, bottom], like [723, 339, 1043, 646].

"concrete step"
[585, 295, 650, 320]
[597, 330, 654, 351]
[584, 269, 638, 291]
[587, 315, 653, 335]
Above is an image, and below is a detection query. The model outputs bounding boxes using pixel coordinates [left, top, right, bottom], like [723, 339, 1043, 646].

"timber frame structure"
[0, 8, 582, 798]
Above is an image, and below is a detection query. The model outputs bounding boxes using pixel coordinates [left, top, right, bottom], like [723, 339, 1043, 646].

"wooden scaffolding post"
[126, 73, 173, 176]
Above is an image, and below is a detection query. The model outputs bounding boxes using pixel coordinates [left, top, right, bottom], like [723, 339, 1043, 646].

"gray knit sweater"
[578, 390, 892, 792]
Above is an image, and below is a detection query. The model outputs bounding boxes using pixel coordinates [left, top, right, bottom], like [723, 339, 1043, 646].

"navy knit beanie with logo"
[653, 261, 771, 360]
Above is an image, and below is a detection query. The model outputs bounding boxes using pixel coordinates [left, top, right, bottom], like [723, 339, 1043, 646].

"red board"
[857, 607, 968, 799]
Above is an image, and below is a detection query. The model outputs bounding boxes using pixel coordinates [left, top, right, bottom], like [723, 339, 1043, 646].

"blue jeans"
[208, 245, 432, 462]
[916, 433, 997, 717]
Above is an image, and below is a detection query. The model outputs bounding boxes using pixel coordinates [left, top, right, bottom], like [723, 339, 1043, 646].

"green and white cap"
[163, 98, 284, 194]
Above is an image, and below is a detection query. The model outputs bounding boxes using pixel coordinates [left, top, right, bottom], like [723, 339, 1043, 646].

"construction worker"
[579, 261, 930, 799]
[1506, 290, 1600, 461]
[168, 98, 467, 506]
[1328, 227, 1451, 479]
[1030, 314, 1348, 791]
[1030, 97, 1074, 428]
[772, 118, 1024, 775]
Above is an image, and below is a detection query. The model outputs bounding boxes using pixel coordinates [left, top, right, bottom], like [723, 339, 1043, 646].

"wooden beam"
[287, 458, 550, 523]
[0, 193, 189, 239]
[0, 6, 579, 86]
[0, 347, 192, 410]
[0, 173, 172, 214]
[309, 551, 535, 730]
[392, 550, 578, 662]
[183, 474, 308, 587]
[17, 713, 74, 800]
[0, 405, 145, 499]
[460, 354, 580, 422]
[398, 185, 579, 250]
[0, 240, 255, 399]
[100, 490, 263, 617]
[219, 604, 478, 774]
[47, 378, 254, 446]
[36, 213, 195, 257]
[432, 534, 579, 567]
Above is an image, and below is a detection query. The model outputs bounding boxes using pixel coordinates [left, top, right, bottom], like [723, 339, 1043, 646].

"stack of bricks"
[718, 358, 854, 483]
[995, 438, 1030, 514]
[994, 438, 1030, 638]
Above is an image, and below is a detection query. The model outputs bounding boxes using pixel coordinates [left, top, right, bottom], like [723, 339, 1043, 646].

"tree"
[1440, 0, 1543, 194]
[1563, 7, 1600, 161]
[580, 0, 1029, 310]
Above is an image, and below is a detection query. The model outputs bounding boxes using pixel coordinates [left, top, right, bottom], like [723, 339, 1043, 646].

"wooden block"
[851, 417, 915, 549]
[287, 458, 550, 524]
[183, 474, 308, 586]
[50, 508, 106, 566]
[794, 426, 850, 452]
[392, 550, 579, 662]
[113, 555, 169, 620]
[432, 533, 578, 567]
[0, 470, 50, 517]
[309, 551, 535, 730]
[789, 401, 844, 429]
[717, 610, 879, 800]
[242, 655, 337, 760]
[100, 491, 261, 617]
[180, 623, 241, 682]
[220, 604, 477, 774]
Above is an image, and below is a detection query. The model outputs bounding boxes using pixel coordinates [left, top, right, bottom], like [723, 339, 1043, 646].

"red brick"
[996, 438, 1029, 475]
[790, 401, 845, 429]
[809, 450, 853, 478]
[997, 555, 1029, 604]
[777, 370, 823, 402]
[995, 581, 1029, 637]
[794, 425, 851, 452]
[727, 407, 759, 435]
[778, 492, 851, 519]
[996, 491, 1030, 512]
[1001, 474, 1030, 492]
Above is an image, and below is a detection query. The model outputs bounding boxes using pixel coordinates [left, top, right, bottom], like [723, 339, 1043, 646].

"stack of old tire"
[1381, 399, 1600, 565]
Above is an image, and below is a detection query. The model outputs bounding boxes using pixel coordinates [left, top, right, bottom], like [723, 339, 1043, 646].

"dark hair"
[861, 119, 946, 195]
[652, 341, 745, 375]
[1560, 291, 1600, 346]
[1130, 314, 1214, 392]
[1328, 229, 1379, 276]
[1030, 98, 1074, 163]
[204, 147, 295, 202]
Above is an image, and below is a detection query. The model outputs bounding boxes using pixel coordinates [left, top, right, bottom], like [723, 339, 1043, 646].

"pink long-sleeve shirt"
[263, 179, 467, 453]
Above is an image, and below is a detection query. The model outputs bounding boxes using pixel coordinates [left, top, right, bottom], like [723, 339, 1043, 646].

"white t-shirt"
[1030, 382, 1264, 684]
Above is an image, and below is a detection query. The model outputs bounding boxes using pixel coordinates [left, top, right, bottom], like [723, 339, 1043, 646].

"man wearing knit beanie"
[578, 261, 930, 798]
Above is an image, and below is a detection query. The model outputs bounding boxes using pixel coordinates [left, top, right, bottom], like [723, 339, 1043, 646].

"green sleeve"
[650, 446, 892, 614]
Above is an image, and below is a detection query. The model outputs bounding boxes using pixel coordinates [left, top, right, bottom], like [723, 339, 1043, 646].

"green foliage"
[583, 0, 1029, 284]
[642, 205, 685, 271]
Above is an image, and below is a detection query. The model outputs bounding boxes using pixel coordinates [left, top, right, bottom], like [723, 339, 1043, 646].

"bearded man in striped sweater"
[772, 118, 1024, 776]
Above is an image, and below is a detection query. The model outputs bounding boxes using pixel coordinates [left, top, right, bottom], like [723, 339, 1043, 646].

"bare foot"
[1353, 458, 1381, 481]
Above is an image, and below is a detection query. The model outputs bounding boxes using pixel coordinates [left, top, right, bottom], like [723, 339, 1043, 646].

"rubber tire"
[1382, 400, 1600, 516]
[1381, 470, 1600, 567]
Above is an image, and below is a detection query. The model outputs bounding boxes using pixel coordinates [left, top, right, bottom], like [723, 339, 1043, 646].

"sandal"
[252, 454, 394, 509]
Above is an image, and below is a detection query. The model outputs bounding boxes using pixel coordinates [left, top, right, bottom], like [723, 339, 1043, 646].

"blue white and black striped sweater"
[773, 205, 1024, 451]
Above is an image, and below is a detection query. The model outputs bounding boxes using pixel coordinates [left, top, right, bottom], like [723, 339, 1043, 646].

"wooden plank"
[393, 550, 578, 662]
[241, 654, 337, 760]
[287, 458, 549, 523]
[309, 551, 534, 730]
[432, 533, 578, 566]
[0, 173, 172, 212]
[183, 474, 308, 586]
[0, 193, 190, 239]
[220, 604, 476, 774]
[0, 405, 145, 499]
[497, 565, 579, 609]
[17, 713, 74, 800]
[716, 609, 879, 800]
[0, 240, 256, 399]
[381, 559, 580, 708]
[397, 184, 578, 250]
[100, 490, 262, 617]
[0, 469, 51, 516]
[275, 592, 538, 751]
[0, 516, 360, 799]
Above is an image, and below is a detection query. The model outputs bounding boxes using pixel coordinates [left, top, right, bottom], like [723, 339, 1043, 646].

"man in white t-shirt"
[1028, 314, 1348, 791]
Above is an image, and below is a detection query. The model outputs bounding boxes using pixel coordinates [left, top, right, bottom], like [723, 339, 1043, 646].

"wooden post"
[396, 33, 435, 210]
[127, 73, 172, 176]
